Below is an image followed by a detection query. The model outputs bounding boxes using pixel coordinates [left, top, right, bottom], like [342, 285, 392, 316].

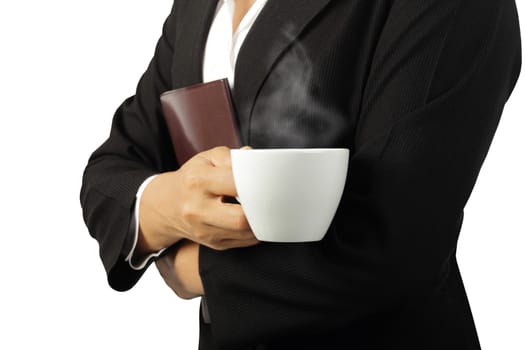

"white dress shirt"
[126, 0, 268, 269]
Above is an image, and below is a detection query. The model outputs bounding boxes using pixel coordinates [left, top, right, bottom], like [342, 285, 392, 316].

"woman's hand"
[136, 146, 259, 257]
[155, 240, 203, 299]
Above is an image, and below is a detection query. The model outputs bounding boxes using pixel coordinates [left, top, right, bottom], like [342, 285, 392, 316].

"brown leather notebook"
[160, 78, 241, 164]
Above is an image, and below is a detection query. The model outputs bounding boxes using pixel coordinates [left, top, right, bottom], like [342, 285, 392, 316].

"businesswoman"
[80, 0, 521, 349]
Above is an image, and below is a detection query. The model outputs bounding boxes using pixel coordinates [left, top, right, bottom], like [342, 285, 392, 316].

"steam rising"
[249, 25, 347, 148]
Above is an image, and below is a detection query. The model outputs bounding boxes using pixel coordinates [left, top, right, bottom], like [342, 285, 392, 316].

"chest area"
[170, 0, 390, 148]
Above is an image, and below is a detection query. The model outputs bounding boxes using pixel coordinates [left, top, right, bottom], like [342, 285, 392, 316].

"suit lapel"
[171, 0, 218, 88]
[234, 0, 333, 143]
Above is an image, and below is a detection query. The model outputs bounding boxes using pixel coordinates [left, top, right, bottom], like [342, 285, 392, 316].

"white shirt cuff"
[125, 174, 167, 270]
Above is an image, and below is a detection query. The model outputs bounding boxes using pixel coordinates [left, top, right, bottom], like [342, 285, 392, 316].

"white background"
[0, 1, 523, 349]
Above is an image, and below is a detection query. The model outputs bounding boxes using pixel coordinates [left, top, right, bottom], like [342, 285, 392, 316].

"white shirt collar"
[203, 0, 268, 88]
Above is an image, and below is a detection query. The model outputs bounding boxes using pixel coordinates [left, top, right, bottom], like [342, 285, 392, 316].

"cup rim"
[231, 148, 349, 153]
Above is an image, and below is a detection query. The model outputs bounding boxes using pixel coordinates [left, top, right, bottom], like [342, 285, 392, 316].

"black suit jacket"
[80, 0, 521, 349]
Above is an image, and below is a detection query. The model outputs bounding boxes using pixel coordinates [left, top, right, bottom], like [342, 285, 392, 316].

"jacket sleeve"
[79, 4, 178, 291]
[198, 0, 521, 347]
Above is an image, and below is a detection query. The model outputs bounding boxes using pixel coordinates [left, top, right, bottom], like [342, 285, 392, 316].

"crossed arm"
[137, 147, 259, 299]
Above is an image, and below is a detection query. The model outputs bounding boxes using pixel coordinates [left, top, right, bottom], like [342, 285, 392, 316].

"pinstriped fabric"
[80, 0, 521, 348]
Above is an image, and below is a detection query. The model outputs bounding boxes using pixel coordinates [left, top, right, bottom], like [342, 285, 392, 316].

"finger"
[204, 167, 238, 197]
[182, 199, 254, 241]
[201, 201, 252, 233]
[203, 236, 261, 251]
[217, 237, 261, 250]
[191, 223, 258, 249]
[199, 219, 253, 242]
[200, 146, 232, 168]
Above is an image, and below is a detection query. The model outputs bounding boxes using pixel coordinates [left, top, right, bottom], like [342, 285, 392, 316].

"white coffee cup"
[231, 148, 349, 242]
